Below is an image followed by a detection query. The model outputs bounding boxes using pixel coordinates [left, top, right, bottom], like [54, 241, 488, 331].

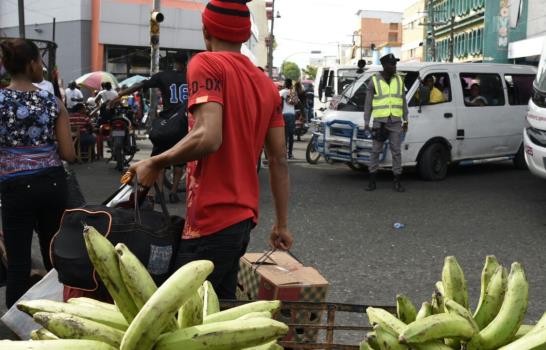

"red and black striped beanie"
[202, 0, 252, 43]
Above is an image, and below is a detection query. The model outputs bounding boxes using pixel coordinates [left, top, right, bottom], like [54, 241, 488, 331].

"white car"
[313, 63, 536, 180]
[523, 38, 546, 179]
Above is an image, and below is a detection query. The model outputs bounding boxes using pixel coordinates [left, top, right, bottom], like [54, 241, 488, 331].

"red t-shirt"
[183, 52, 284, 239]
[69, 112, 92, 133]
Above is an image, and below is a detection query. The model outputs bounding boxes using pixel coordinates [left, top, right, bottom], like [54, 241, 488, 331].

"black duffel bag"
[50, 181, 183, 292]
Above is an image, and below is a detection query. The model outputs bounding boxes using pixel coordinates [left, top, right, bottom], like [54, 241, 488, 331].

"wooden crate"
[220, 300, 396, 350]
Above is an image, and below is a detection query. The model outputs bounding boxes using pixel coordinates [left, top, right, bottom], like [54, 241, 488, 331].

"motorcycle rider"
[110, 53, 188, 203]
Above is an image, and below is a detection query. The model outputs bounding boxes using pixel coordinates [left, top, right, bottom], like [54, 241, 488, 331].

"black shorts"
[150, 144, 185, 168]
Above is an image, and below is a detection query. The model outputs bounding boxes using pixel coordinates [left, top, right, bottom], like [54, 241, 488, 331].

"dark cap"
[380, 53, 400, 65]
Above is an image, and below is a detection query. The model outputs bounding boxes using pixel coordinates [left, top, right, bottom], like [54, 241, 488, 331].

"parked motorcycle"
[306, 118, 322, 164]
[105, 106, 138, 171]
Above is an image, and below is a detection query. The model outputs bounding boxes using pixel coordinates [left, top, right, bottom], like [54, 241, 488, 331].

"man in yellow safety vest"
[364, 53, 408, 192]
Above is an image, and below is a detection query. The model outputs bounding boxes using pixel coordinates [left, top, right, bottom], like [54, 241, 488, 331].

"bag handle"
[132, 175, 171, 225]
[101, 184, 130, 206]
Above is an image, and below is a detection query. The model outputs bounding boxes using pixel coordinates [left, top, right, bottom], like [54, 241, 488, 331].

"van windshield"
[336, 70, 419, 112]
[536, 41, 546, 93]
[337, 69, 359, 92]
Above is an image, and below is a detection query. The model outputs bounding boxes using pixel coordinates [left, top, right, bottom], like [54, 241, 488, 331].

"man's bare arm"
[265, 126, 293, 250]
[108, 82, 145, 107]
[155, 102, 222, 166]
[128, 102, 223, 187]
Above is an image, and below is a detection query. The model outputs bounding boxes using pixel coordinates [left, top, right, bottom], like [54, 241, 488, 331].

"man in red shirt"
[127, 0, 292, 299]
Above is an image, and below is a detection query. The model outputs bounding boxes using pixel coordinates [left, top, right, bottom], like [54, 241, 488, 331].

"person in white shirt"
[279, 78, 297, 159]
[94, 82, 118, 105]
[32, 67, 55, 95]
[65, 81, 84, 111]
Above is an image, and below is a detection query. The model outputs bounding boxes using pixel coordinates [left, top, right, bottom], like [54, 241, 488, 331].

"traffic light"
[150, 10, 164, 46]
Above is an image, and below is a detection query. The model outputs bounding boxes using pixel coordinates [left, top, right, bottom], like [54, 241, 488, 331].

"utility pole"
[428, 0, 436, 61]
[357, 31, 363, 59]
[448, 8, 455, 62]
[267, 0, 276, 78]
[18, 0, 25, 38]
[149, 0, 163, 122]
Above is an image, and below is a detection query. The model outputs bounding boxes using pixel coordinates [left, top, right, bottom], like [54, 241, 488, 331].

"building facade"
[402, 0, 426, 62]
[0, 0, 267, 82]
[425, 0, 528, 63]
[247, 0, 268, 68]
[352, 10, 403, 65]
[508, 0, 546, 62]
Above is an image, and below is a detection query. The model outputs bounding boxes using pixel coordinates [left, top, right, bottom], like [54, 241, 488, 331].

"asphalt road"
[1, 134, 546, 340]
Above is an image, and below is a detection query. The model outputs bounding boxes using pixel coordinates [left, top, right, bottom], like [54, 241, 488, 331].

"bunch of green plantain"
[361, 255, 546, 350]
[3, 225, 288, 350]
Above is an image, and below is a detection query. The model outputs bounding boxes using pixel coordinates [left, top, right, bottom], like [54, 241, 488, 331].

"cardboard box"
[237, 252, 329, 342]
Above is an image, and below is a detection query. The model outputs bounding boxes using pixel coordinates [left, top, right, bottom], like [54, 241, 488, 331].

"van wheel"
[418, 143, 449, 181]
[513, 144, 527, 170]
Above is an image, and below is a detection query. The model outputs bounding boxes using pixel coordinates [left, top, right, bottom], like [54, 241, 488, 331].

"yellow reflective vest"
[371, 74, 404, 118]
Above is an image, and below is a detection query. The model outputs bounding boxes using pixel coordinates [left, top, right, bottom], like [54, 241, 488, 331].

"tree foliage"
[281, 61, 301, 81]
[302, 65, 318, 80]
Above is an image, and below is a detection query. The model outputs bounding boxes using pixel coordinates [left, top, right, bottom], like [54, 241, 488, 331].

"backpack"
[286, 89, 300, 106]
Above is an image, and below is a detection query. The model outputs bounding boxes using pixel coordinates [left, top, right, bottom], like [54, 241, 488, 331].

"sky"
[272, 0, 417, 69]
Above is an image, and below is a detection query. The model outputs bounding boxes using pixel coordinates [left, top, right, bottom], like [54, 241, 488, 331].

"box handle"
[252, 248, 303, 273]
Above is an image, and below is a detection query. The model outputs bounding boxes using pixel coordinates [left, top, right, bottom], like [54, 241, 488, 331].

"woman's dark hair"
[0, 38, 40, 76]
[105, 82, 112, 90]
[284, 78, 293, 89]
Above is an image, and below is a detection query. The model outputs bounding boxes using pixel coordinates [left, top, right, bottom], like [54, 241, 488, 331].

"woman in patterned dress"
[0, 38, 75, 307]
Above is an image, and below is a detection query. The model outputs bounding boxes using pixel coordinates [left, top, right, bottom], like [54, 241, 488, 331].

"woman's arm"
[55, 98, 76, 162]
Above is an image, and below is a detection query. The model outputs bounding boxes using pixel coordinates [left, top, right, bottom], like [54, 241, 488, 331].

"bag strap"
[153, 182, 171, 221]
[132, 175, 171, 224]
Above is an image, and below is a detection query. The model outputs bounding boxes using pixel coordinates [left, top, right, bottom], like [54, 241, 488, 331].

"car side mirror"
[325, 86, 334, 98]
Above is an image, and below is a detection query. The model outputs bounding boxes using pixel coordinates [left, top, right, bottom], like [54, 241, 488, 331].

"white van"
[312, 63, 536, 180]
[314, 65, 359, 119]
[523, 38, 546, 179]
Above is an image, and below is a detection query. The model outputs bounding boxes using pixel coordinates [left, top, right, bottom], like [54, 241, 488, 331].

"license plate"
[112, 130, 126, 137]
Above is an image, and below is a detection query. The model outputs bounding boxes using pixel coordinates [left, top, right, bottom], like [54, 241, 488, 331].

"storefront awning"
[508, 36, 545, 59]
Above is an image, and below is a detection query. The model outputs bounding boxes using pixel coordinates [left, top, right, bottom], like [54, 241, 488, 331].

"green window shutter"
[478, 28, 483, 55]
[468, 31, 473, 55]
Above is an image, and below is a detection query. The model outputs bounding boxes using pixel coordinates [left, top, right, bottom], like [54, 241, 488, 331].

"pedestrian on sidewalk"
[364, 53, 408, 192]
[125, 0, 293, 300]
[0, 38, 76, 307]
[110, 52, 189, 203]
[280, 78, 298, 159]
[65, 81, 84, 112]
